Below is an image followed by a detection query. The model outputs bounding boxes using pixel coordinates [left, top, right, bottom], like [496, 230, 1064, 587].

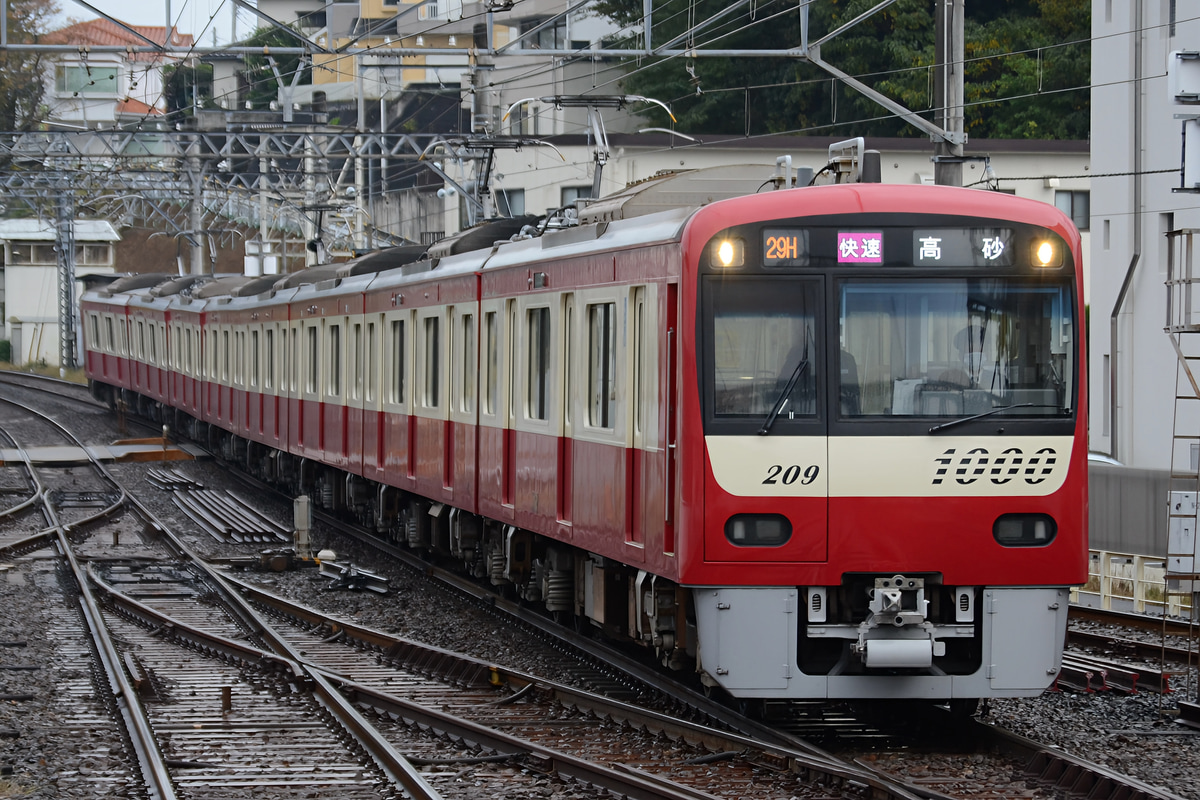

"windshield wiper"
[928, 403, 1067, 434]
[758, 359, 809, 435]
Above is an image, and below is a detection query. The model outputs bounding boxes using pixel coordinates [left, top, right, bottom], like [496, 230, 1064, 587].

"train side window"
[306, 326, 318, 394]
[209, 330, 217, 380]
[328, 323, 342, 397]
[222, 331, 231, 382]
[365, 321, 377, 404]
[136, 321, 145, 360]
[483, 311, 498, 415]
[105, 316, 115, 353]
[424, 316, 440, 408]
[587, 302, 616, 429]
[460, 312, 475, 413]
[251, 330, 260, 388]
[264, 329, 273, 389]
[527, 306, 550, 420]
[350, 323, 362, 401]
[150, 324, 158, 365]
[290, 327, 299, 392]
[390, 319, 406, 404]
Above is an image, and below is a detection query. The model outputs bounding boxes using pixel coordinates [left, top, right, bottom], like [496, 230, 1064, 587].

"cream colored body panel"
[706, 435, 1073, 498]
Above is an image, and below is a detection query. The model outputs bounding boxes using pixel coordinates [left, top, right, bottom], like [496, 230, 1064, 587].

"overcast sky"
[54, 0, 254, 47]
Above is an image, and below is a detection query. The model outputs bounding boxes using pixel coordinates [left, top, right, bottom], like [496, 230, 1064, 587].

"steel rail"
[99, 565, 926, 800]
[0, 411, 177, 800]
[0, 395, 128, 531]
[101, 490, 445, 800]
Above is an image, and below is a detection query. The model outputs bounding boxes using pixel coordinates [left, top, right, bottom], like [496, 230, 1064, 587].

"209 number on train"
[762, 464, 820, 485]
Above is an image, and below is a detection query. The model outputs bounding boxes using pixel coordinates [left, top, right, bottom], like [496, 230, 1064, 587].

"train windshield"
[711, 279, 819, 419]
[839, 279, 1074, 418]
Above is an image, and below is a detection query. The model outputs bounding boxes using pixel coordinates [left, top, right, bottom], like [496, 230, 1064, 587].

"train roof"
[578, 165, 781, 224]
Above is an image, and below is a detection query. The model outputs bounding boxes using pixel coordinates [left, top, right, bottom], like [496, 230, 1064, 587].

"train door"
[346, 317, 365, 473]
[448, 304, 478, 502]
[701, 275, 829, 563]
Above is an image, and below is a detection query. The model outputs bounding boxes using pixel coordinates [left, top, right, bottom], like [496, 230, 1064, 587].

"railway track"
[0, 373, 1192, 799]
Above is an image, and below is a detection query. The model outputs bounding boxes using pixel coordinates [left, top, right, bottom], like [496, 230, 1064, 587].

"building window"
[9, 244, 57, 264]
[75, 244, 112, 266]
[495, 188, 526, 217]
[56, 65, 119, 95]
[1054, 190, 1089, 230]
[561, 186, 592, 206]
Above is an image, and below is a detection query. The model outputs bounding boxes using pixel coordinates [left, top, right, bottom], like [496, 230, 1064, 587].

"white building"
[1088, 0, 1200, 469]
[42, 19, 195, 129]
[0, 220, 119, 367]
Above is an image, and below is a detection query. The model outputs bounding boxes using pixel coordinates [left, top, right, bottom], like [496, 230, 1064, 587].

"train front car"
[678, 183, 1086, 702]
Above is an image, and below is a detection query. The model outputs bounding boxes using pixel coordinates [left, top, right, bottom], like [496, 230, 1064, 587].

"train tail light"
[724, 513, 791, 546]
[993, 514, 1057, 546]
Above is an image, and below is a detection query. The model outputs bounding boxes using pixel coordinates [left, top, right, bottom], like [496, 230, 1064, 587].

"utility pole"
[56, 188, 77, 370]
[933, 0, 965, 186]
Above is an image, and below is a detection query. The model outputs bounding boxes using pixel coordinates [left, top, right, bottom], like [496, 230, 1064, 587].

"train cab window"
[839, 280, 1074, 419]
[390, 319, 406, 404]
[587, 302, 616, 429]
[527, 307, 551, 420]
[424, 316, 440, 408]
[708, 279, 818, 421]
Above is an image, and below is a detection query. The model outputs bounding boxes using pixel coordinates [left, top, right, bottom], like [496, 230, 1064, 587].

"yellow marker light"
[1031, 240, 1063, 268]
[713, 238, 745, 268]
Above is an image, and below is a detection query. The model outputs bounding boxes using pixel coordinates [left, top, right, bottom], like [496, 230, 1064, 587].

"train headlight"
[993, 514, 1057, 547]
[1031, 240, 1063, 268]
[711, 238, 745, 268]
[725, 514, 792, 546]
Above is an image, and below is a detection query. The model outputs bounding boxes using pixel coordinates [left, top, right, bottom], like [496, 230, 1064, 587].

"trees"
[594, 0, 1089, 140]
[0, 0, 59, 131]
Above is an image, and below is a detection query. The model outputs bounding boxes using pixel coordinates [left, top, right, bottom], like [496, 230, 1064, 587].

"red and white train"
[81, 164, 1087, 703]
